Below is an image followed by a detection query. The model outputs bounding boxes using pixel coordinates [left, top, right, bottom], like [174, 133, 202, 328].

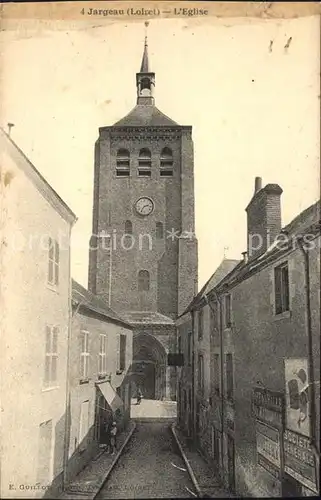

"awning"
[97, 381, 124, 412]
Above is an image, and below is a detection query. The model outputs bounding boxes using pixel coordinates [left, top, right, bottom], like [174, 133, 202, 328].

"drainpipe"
[191, 310, 196, 444]
[297, 237, 320, 491]
[204, 290, 224, 479]
[63, 225, 74, 491]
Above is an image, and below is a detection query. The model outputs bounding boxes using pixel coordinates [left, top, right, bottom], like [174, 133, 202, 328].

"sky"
[1, 14, 320, 290]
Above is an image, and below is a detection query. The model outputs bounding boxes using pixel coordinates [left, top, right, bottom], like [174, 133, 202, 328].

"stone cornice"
[99, 125, 192, 142]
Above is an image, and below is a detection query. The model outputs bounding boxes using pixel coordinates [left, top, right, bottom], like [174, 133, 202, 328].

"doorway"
[282, 473, 303, 497]
[133, 333, 167, 400]
[37, 419, 53, 485]
[227, 434, 235, 492]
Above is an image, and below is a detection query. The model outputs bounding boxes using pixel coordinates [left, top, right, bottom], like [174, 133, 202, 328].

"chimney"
[7, 123, 14, 136]
[254, 176, 262, 194]
[242, 251, 248, 264]
[246, 177, 283, 260]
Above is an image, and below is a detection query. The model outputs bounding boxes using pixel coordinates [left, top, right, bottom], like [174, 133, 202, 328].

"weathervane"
[144, 21, 149, 41]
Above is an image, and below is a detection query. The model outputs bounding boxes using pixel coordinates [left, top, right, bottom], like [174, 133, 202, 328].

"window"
[98, 334, 107, 375]
[178, 335, 182, 354]
[124, 220, 133, 235]
[198, 308, 204, 340]
[80, 331, 90, 381]
[44, 326, 58, 387]
[198, 354, 204, 393]
[116, 149, 130, 176]
[79, 400, 90, 451]
[210, 301, 218, 333]
[119, 334, 126, 372]
[214, 353, 220, 395]
[138, 270, 150, 291]
[48, 237, 59, 286]
[224, 294, 232, 328]
[226, 353, 234, 401]
[188, 331, 192, 366]
[274, 262, 290, 314]
[160, 147, 173, 176]
[138, 148, 151, 176]
[156, 222, 164, 239]
[211, 426, 220, 465]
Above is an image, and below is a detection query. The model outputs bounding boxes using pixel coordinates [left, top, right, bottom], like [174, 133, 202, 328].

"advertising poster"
[284, 358, 310, 437]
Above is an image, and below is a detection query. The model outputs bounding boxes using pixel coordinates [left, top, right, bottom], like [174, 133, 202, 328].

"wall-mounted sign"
[252, 387, 284, 483]
[284, 358, 310, 437]
[283, 428, 318, 494]
[167, 353, 184, 366]
[256, 421, 281, 479]
[252, 387, 284, 430]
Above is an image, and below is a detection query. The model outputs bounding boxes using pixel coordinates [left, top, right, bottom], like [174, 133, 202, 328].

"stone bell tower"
[88, 26, 198, 400]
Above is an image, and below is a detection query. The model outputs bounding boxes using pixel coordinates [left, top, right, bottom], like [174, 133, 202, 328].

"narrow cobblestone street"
[96, 422, 197, 499]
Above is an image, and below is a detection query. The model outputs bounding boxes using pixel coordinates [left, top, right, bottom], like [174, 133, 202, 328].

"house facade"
[177, 177, 320, 498]
[64, 280, 133, 485]
[0, 128, 76, 498]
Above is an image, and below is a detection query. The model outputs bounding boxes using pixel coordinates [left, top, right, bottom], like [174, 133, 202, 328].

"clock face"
[135, 197, 154, 216]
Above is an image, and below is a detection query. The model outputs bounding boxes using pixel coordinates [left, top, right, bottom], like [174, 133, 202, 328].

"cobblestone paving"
[174, 426, 236, 498]
[96, 422, 197, 499]
[59, 422, 136, 500]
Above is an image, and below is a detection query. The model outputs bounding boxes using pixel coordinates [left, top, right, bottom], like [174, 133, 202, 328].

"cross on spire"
[140, 21, 150, 73]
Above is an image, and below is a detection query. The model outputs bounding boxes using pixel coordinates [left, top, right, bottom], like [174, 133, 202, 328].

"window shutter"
[274, 267, 282, 314]
[120, 334, 126, 371]
[282, 265, 290, 311]
[55, 241, 59, 285]
[116, 335, 120, 371]
[52, 327, 58, 354]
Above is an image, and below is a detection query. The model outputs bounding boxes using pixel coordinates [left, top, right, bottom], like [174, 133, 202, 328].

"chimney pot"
[254, 177, 262, 194]
[242, 251, 248, 263]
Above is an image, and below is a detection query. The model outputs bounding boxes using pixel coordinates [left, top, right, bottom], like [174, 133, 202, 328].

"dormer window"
[160, 147, 173, 176]
[138, 148, 151, 176]
[116, 149, 130, 177]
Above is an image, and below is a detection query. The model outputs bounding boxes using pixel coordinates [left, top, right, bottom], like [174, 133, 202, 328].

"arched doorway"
[131, 333, 167, 400]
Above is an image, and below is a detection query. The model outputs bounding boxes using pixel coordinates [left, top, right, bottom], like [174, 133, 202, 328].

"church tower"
[88, 29, 198, 400]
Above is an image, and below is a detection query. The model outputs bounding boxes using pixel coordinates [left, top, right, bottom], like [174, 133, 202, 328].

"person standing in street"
[110, 421, 117, 455]
[136, 387, 142, 405]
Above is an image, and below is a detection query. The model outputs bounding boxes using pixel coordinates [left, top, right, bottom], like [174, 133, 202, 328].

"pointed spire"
[140, 23, 150, 73]
[136, 22, 155, 105]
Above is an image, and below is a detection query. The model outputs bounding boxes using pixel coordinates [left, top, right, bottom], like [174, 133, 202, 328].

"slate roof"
[181, 259, 241, 316]
[113, 105, 179, 127]
[213, 200, 321, 293]
[72, 280, 132, 328]
[140, 37, 149, 72]
[0, 127, 77, 224]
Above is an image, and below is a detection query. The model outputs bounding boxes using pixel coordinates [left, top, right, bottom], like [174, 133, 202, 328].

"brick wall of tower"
[178, 129, 198, 315]
[88, 126, 198, 319]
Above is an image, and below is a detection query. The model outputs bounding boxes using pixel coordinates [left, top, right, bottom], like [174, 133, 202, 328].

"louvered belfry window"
[160, 147, 173, 176]
[116, 149, 130, 176]
[138, 148, 152, 176]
